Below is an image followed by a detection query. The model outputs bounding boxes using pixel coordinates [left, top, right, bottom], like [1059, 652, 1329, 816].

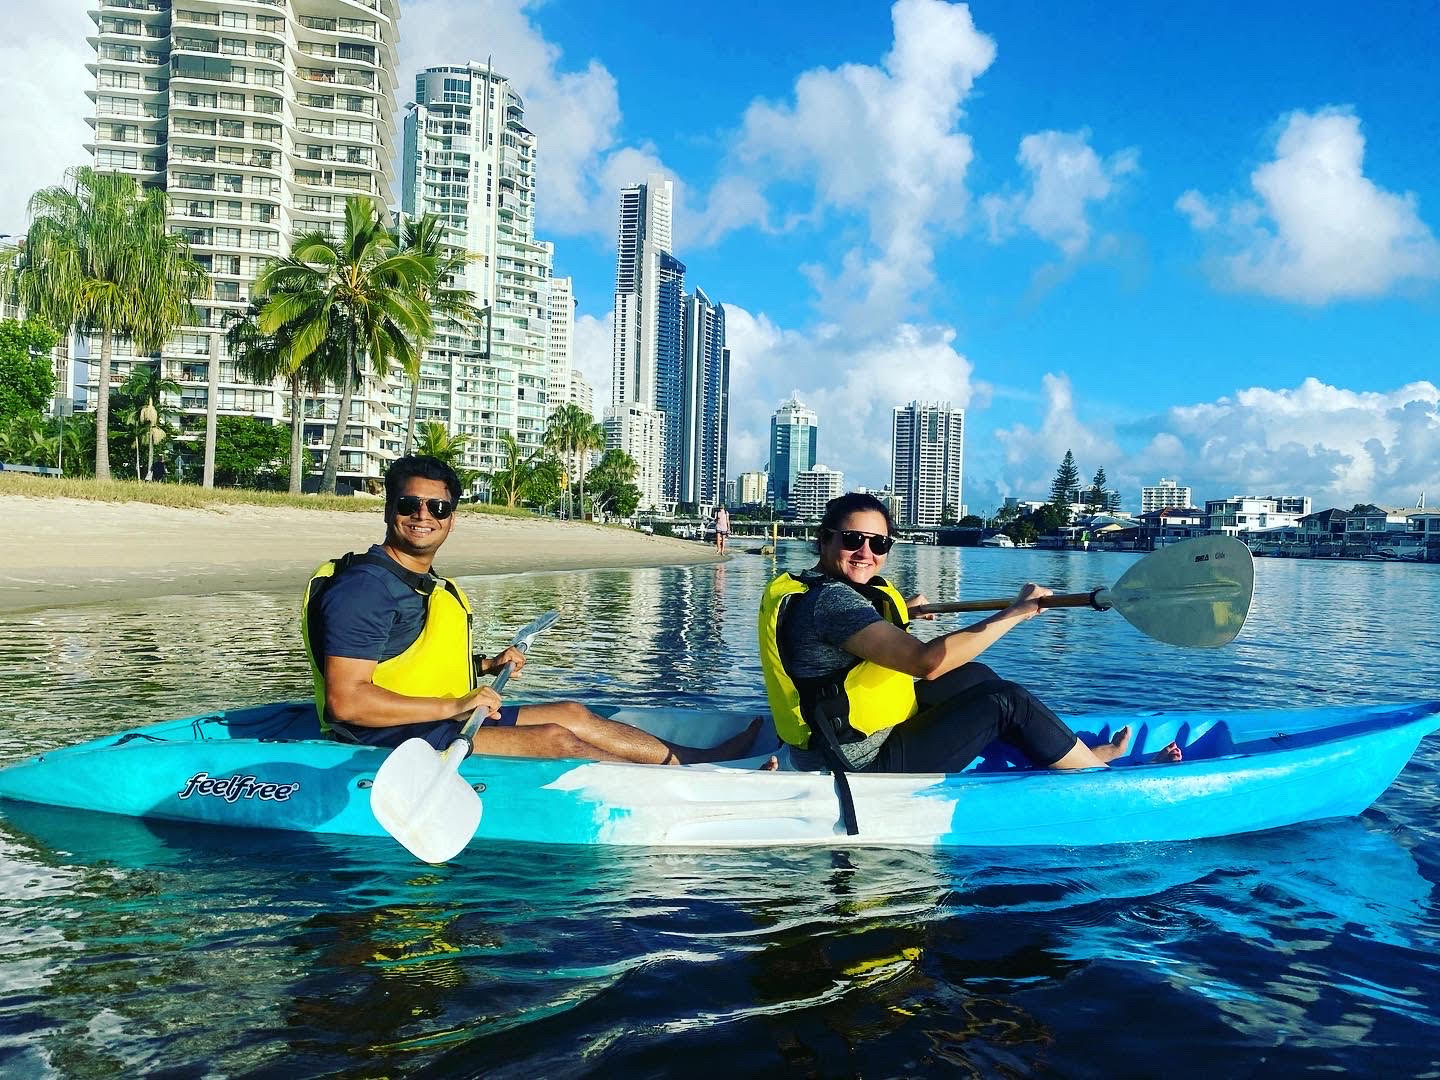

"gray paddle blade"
[1100, 535, 1254, 648]
[370, 737, 481, 863]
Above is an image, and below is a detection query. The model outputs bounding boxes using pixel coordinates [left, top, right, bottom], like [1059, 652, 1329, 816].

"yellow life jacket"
[301, 552, 475, 732]
[757, 570, 920, 749]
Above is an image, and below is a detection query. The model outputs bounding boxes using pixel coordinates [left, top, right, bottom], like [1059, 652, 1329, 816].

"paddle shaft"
[456, 659, 519, 742]
[911, 589, 1108, 616]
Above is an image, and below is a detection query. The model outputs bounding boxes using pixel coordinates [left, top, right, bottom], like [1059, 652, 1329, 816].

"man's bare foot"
[674, 717, 765, 764]
[1151, 740, 1183, 764]
[1090, 725, 1132, 763]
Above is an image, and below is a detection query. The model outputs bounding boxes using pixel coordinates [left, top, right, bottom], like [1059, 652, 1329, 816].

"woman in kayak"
[759, 491, 1182, 774]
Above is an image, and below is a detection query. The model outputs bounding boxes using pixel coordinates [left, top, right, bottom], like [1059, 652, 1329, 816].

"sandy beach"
[0, 494, 723, 613]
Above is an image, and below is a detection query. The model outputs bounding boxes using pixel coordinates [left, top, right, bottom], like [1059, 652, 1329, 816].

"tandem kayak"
[0, 700, 1436, 850]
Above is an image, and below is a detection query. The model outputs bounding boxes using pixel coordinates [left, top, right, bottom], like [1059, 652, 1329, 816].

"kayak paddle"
[909, 535, 1254, 648]
[370, 609, 560, 863]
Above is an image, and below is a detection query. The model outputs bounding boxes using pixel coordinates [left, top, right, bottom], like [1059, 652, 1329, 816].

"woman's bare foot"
[758, 755, 779, 771]
[1151, 740, 1183, 764]
[1090, 725, 1132, 763]
[673, 717, 765, 765]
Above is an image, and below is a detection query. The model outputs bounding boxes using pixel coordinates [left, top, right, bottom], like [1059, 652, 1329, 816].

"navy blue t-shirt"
[318, 545, 432, 663]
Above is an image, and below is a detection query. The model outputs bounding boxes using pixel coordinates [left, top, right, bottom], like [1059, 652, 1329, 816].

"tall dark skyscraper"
[768, 397, 818, 513]
[679, 289, 728, 506]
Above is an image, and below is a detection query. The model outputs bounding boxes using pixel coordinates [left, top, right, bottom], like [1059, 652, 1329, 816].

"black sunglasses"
[825, 529, 894, 555]
[394, 495, 455, 520]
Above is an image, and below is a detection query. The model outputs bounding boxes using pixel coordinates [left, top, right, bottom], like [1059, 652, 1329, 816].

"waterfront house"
[1298, 508, 1348, 540]
[1344, 505, 1413, 537]
[1206, 495, 1309, 536]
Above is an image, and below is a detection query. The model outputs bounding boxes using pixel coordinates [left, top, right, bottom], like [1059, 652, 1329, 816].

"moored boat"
[1, 700, 1437, 851]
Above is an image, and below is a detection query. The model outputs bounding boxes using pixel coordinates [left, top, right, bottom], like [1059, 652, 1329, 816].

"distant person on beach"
[759, 491, 1182, 775]
[303, 454, 769, 766]
[714, 506, 730, 553]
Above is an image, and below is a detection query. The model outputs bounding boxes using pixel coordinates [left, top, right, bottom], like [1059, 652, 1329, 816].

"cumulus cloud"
[0, 0, 93, 233]
[723, 0, 997, 322]
[981, 130, 1138, 256]
[723, 303, 981, 484]
[570, 310, 614, 412]
[1177, 108, 1440, 304]
[397, 0, 674, 240]
[993, 373, 1123, 497]
[991, 373, 1440, 511]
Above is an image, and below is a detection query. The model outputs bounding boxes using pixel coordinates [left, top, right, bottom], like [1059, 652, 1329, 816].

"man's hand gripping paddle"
[370, 610, 559, 863]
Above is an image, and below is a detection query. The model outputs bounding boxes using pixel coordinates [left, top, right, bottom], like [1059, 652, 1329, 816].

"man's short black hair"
[384, 455, 462, 516]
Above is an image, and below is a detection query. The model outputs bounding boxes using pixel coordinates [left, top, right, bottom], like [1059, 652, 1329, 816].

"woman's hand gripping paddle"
[370, 610, 560, 863]
[909, 535, 1254, 648]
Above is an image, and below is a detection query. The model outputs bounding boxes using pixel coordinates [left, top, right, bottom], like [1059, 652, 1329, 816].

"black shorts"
[331, 704, 521, 750]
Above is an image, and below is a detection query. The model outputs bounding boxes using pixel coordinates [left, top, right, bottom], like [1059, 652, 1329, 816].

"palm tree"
[543, 406, 576, 518]
[2, 167, 205, 481]
[395, 213, 481, 456]
[488, 431, 540, 508]
[119, 362, 181, 480]
[573, 412, 607, 519]
[414, 420, 473, 471]
[255, 196, 432, 494]
[224, 291, 347, 494]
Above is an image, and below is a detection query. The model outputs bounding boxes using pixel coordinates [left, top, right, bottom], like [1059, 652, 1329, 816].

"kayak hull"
[0, 701, 1436, 850]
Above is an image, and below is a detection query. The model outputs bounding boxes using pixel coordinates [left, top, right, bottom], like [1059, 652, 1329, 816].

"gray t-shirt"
[779, 573, 898, 770]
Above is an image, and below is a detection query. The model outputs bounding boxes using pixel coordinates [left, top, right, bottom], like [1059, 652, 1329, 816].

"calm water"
[2, 545, 1439, 1076]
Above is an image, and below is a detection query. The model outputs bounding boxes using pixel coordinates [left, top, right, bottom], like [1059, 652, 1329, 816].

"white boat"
[980, 534, 1016, 548]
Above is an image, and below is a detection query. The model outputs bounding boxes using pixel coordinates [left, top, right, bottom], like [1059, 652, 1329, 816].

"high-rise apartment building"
[678, 288, 728, 507]
[791, 464, 844, 519]
[1140, 477, 1193, 513]
[569, 369, 594, 419]
[86, 0, 402, 484]
[654, 252, 687, 499]
[891, 400, 964, 526]
[545, 273, 574, 415]
[736, 470, 768, 506]
[403, 61, 552, 476]
[608, 175, 675, 508]
[768, 397, 817, 512]
[603, 402, 664, 511]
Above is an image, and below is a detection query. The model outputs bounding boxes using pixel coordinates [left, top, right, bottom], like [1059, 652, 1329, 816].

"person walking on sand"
[714, 505, 730, 554]
[303, 454, 773, 767]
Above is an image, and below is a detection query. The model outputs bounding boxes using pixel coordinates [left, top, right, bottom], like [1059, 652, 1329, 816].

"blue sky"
[4, 0, 1437, 511]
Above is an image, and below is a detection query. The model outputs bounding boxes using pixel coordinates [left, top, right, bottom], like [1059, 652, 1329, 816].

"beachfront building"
[85, 0, 402, 485]
[1141, 478, 1192, 514]
[677, 288, 729, 507]
[790, 464, 844, 520]
[608, 175, 674, 507]
[891, 400, 965, 527]
[767, 397, 818, 513]
[402, 61, 553, 477]
[736, 470, 768, 507]
[604, 401, 664, 512]
[569, 368, 595, 419]
[544, 273, 574, 415]
[1205, 495, 1311, 535]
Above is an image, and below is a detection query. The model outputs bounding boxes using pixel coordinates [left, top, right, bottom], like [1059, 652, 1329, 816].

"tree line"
[0, 168, 637, 514]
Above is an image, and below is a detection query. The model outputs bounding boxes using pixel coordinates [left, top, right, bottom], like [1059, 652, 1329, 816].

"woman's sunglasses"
[394, 495, 455, 520]
[825, 529, 894, 555]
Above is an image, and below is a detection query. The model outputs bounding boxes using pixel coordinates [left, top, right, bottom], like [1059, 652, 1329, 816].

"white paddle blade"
[1103, 535, 1255, 648]
[370, 737, 481, 863]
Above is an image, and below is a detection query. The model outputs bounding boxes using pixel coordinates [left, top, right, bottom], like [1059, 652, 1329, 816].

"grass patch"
[0, 472, 537, 517]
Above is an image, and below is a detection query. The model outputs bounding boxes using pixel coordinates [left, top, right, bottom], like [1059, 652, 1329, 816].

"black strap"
[305, 551, 441, 667]
[810, 692, 860, 836]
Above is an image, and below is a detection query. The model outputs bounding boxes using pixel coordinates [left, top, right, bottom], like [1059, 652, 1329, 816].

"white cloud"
[988, 373, 1440, 511]
[571, 310, 613, 414]
[0, 0, 93, 234]
[723, 303, 981, 485]
[981, 130, 1138, 256]
[993, 373, 1123, 497]
[723, 0, 997, 323]
[1177, 108, 1440, 304]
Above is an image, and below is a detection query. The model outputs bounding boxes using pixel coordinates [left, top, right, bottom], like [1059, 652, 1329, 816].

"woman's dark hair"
[817, 491, 896, 550]
[384, 455, 462, 515]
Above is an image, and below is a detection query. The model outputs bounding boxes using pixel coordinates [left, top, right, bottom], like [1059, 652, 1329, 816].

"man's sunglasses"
[394, 495, 455, 520]
[825, 529, 894, 555]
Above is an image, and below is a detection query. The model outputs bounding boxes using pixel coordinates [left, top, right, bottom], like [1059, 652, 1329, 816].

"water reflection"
[2, 552, 1440, 1074]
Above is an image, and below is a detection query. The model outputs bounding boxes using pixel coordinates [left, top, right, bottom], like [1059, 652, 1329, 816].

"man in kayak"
[304, 454, 768, 766]
[759, 491, 1182, 775]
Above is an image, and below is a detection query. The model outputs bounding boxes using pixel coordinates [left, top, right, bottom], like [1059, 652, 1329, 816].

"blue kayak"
[0, 700, 1435, 849]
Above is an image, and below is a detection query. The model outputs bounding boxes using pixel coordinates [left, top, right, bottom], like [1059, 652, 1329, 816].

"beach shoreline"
[0, 494, 724, 613]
